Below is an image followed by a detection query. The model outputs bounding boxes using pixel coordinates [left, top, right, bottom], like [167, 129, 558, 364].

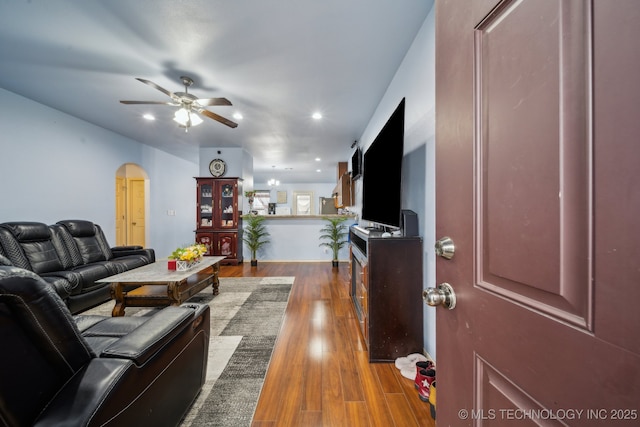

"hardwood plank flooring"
[218, 262, 435, 427]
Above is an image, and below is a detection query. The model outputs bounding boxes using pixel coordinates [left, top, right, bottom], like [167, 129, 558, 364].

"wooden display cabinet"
[195, 177, 243, 265]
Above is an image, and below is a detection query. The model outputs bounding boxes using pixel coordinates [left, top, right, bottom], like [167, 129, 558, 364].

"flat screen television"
[351, 147, 362, 180]
[362, 98, 405, 229]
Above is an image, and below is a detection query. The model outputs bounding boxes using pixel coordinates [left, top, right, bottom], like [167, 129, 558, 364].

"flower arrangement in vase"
[168, 243, 207, 271]
[244, 190, 256, 213]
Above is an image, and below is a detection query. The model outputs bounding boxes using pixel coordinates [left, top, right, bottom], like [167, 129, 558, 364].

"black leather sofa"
[0, 220, 155, 314]
[0, 265, 210, 426]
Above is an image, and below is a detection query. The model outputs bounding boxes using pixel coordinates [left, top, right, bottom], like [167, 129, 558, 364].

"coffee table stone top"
[97, 257, 226, 283]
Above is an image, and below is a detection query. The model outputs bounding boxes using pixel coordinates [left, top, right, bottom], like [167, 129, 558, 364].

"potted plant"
[242, 214, 270, 266]
[319, 216, 349, 268]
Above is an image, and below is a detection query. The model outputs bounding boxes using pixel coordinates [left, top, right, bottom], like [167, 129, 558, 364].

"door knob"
[423, 283, 456, 309]
[435, 236, 455, 259]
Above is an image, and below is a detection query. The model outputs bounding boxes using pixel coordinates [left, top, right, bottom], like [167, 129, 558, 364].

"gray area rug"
[84, 276, 294, 427]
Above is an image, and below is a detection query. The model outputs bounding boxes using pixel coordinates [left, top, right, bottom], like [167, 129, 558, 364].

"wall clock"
[209, 159, 226, 177]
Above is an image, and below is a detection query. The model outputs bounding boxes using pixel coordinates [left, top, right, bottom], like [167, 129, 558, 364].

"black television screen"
[351, 147, 362, 180]
[362, 98, 405, 229]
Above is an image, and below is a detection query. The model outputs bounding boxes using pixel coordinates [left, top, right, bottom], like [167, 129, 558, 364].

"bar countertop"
[241, 214, 356, 220]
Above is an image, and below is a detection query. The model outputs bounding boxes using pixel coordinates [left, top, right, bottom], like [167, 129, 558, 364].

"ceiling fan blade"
[195, 97, 232, 107]
[135, 78, 174, 98]
[120, 100, 179, 105]
[200, 109, 238, 128]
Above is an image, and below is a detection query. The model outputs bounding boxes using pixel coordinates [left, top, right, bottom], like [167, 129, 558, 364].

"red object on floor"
[416, 368, 436, 402]
[413, 361, 435, 390]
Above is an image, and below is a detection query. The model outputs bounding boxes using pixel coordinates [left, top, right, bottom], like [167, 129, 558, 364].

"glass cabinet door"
[198, 182, 214, 228]
[216, 181, 236, 229]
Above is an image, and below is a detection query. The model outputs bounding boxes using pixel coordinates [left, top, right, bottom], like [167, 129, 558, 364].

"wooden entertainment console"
[350, 225, 424, 362]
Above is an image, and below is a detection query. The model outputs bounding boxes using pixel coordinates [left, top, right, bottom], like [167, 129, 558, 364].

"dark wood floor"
[218, 262, 435, 427]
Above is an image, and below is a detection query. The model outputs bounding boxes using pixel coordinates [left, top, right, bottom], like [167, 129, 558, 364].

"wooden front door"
[115, 177, 126, 246]
[128, 178, 146, 247]
[435, 0, 640, 425]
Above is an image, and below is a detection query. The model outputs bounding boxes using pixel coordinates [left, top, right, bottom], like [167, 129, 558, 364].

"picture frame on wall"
[277, 191, 287, 204]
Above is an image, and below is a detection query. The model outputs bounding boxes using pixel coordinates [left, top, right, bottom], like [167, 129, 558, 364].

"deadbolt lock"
[435, 236, 455, 259]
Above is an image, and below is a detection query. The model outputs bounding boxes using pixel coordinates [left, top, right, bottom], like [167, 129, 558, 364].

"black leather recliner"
[0, 265, 210, 427]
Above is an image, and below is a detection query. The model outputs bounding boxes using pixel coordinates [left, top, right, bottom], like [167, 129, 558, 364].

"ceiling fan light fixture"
[190, 112, 203, 126]
[173, 108, 203, 127]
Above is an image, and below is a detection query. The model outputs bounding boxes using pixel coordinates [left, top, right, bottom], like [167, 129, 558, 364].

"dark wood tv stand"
[350, 225, 424, 362]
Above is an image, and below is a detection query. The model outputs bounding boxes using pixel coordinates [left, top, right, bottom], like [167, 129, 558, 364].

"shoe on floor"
[416, 368, 436, 402]
[403, 359, 435, 381]
[394, 353, 428, 377]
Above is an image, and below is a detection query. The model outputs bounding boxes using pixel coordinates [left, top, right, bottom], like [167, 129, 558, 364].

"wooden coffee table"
[97, 257, 225, 317]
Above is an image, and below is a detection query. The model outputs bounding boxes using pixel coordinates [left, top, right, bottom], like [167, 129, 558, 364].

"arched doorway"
[115, 163, 149, 247]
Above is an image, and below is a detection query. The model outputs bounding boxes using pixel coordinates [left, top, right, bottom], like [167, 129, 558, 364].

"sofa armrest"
[33, 358, 134, 427]
[101, 304, 207, 365]
[39, 275, 74, 300]
[112, 245, 143, 251]
[111, 246, 156, 263]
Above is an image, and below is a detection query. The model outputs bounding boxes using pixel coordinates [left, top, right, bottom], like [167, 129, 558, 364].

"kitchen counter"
[241, 214, 355, 220]
[240, 214, 357, 261]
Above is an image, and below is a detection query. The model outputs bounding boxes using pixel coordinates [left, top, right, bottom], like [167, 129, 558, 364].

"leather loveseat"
[0, 220, 155, 314]
[0, 265, 210, 426]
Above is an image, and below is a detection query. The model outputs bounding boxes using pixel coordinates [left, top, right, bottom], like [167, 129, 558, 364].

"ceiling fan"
[120, 76, 238, 130]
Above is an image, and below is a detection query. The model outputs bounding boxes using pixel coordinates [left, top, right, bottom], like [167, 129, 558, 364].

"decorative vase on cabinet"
[195, 177, 243, 265]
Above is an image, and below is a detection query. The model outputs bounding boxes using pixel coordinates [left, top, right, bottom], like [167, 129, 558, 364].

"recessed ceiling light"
[312, 112, 322, 120]
[315, 157, 321, 162]
[143, 113, 155, 121]
[233, 112, 243, 120]
[316, 169, 321, 173]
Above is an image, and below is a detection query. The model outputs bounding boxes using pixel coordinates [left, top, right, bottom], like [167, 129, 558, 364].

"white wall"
[198, 147, 250, 179]
[0, 88, 198, 259]
[355, 7, 437, 358]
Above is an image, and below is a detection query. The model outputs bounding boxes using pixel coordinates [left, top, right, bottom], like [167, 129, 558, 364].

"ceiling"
[0, 0, 433, 183]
